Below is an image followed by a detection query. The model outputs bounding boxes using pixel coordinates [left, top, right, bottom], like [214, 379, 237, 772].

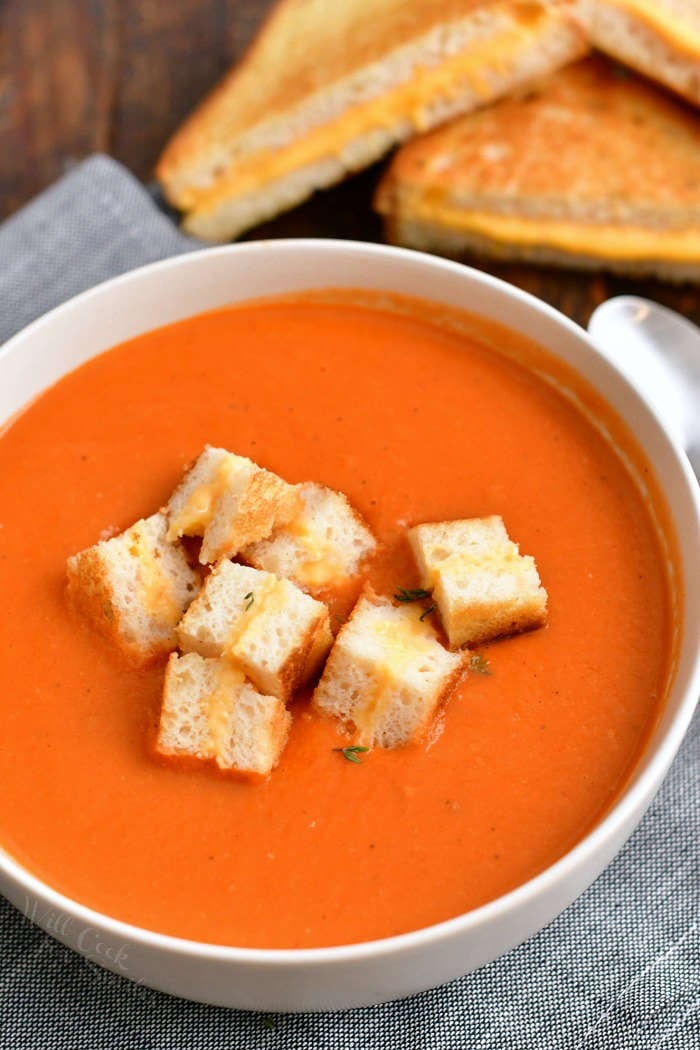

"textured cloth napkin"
[0, 156, 698, 1049]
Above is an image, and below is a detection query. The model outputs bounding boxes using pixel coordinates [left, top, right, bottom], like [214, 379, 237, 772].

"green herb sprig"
[470, 653, 491, 675]
[334, 745, 370, 764]
[394, 587, 432, 603]
[243, 591, 254, 611]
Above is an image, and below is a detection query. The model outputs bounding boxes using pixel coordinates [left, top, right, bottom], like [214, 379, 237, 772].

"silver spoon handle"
[588, 297, 700, 483]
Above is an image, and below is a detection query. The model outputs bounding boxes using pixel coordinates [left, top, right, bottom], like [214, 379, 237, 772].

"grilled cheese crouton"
[313, 591, 466, 748]
[177, 560, 332, 701]
[242, 482, 376, 592]
[166, 446, 300, 564]
[157, 652, 291, 776]
[66, 513, 200, 665]
[409, 517, 547, 648]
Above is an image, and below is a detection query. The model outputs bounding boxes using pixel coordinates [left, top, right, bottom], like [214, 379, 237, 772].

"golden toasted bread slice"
[376, 56, 700, 281]
[578, 0, 700, 105]
[157, 0, 587, 241]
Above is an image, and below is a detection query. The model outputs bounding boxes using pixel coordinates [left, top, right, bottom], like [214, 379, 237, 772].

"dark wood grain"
[0, 0, 268, 212]
[1, 0, 698, 328]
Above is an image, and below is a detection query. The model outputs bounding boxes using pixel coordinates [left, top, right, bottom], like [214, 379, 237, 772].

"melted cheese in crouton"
[66, 513, 200, 665]
[177, 560, 332, 700]
[166, 446, 300, 563]
[313, 593, 466, 749]
[242, 482, 376, 592]
[125, 525, 181, 622]
[157, 652, 291, 776]
[167, 452, 238, 538]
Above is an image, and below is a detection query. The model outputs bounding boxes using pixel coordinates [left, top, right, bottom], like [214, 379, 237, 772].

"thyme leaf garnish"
[394, 587, 432, 603]
[334, 745, 370, 764]
[470, 653, 491, 675]
[419, 605, 436, 621]
[243, 591, 254, 611]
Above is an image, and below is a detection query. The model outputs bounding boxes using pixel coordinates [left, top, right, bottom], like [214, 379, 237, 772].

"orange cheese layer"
[353, 611, 440, 742]
[182, 14, 574, 215]
[408, 197, 700, 262]
[129, 528, 179, 622]
[207, 665, 246, 759]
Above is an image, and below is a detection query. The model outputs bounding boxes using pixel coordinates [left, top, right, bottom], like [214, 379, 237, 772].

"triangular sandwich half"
[375, 56, 700, 281]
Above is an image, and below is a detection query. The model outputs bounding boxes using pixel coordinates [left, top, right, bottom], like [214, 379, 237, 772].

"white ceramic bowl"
[1, 241, 698, 1011]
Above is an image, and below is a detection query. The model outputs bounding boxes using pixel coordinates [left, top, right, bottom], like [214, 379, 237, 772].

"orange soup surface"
[0, 294, 673, 948]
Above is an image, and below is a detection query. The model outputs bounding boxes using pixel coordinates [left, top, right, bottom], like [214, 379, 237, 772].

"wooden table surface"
[2, 0, 699, 328]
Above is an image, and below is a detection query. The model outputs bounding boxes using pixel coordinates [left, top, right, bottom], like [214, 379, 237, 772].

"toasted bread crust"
[264, 607, 331, 701]
[384, 214, 700, 282]
[213, 469, 300, 560]
[578, 0, 700, 104]
[438, 591, 548, 647]
[66, 547, 149, 663]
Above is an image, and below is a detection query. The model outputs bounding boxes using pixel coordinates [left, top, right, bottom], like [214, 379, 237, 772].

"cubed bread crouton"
[408, 516, 548, 648]
[66, 512, 200, 665]
[177, 560, 332, 701]
[313, 591, 466, 749]
[242, 482, 377, 592]
[157, 652, 291, 776]
[165, 445, 300, 564]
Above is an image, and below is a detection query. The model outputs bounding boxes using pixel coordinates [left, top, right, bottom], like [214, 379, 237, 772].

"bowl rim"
[1, 238, 698, 967]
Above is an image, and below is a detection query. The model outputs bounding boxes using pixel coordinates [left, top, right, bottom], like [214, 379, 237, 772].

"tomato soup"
[0, 294, 674, 949]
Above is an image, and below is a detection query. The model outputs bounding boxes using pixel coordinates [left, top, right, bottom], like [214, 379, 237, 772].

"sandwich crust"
[577, 0, 700, 104]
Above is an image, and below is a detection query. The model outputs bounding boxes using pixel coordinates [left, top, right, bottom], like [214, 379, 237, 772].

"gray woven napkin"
[0, 156, 698, 1050]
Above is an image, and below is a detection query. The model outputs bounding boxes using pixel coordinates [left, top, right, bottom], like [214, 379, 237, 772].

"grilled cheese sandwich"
[376, 56, 700, 281]
[157, 0, 587, 241]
